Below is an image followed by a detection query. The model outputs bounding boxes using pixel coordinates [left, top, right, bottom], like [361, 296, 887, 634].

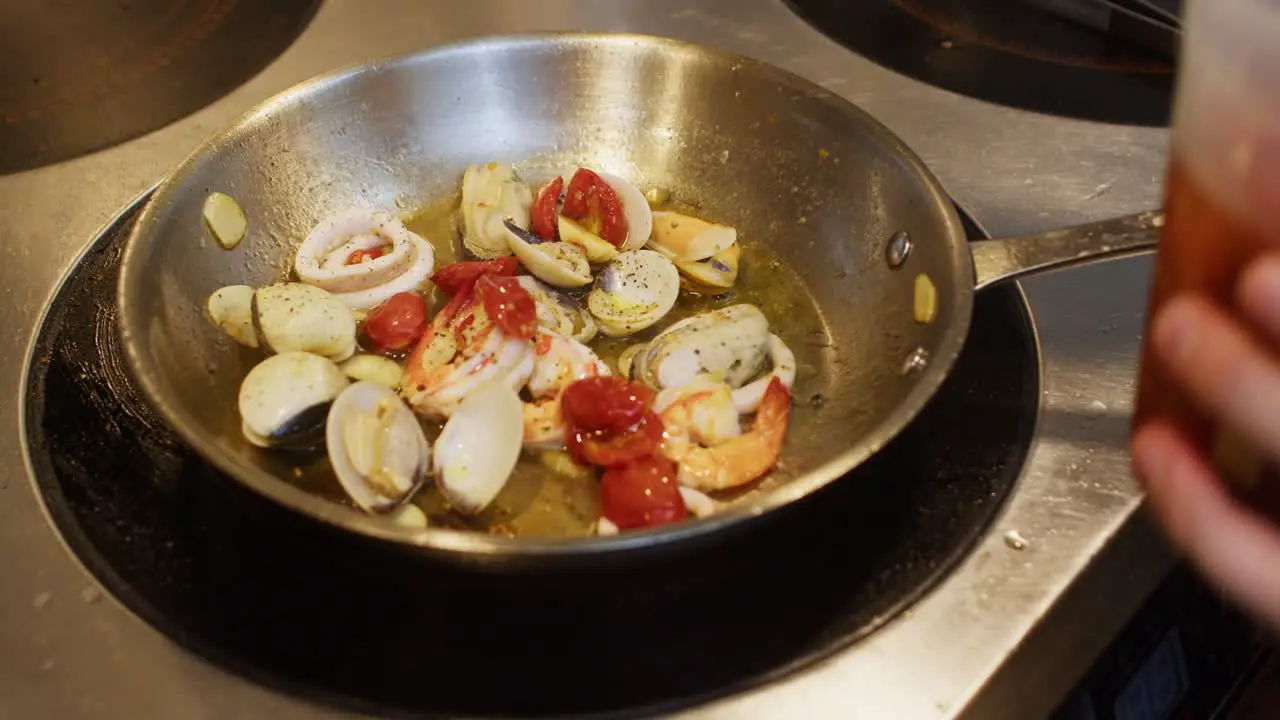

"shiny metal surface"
[0, 0, 1174, 718]
[117, 32, 976, 558]
[972, 209, 1162, 289]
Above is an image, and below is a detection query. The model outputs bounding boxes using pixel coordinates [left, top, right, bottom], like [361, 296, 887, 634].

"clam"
[649, 210, 737, 262]
[730, 333, 797, 414]
[556, 168, 653, 253]
[503, 220, 592, 288]
[676, 243, 741, 294]
[616, 343, 646, 379]
[597, 171, 653, 252]
[516, 275, 598, 344]
[238, 351, 349, 449]
[206, 284, 258, 348]
[433, 378, 524, 516]
[586, 249, 680, 338]
[630, 304, 797, 414]
[558, 215, 619, 263]
[252, 282, 358, 362]
[326, 381, 430, 513]
[461, 162, 532, 259]
[631, 304, 770, 390]
[293, 208, 436, 310]
[339, 354, 404, 390]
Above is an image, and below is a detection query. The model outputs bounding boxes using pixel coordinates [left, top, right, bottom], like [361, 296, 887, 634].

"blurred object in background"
[0, 0, 319, 175]
[1022, 0, 1181, 59]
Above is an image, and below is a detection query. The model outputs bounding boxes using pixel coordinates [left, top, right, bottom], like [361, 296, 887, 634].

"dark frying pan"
[117, 33, 1160, 562]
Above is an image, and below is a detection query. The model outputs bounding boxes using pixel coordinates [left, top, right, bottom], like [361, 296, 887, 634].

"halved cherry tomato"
[562, 168, 628, 248]
[474, 275, 537, 341]
[430, 257, 519, 297]
[364, 291, 428, 351]
[345, 247, 387, 265]
[530, 176, 563, 242]
[600, 455, 688, 529]
[561, 376, 655, 434]
[568, 411, 663, 467]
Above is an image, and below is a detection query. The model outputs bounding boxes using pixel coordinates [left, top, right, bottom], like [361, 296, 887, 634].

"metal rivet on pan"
[885, 230, 912, 269]
[901, 347, 929, 375]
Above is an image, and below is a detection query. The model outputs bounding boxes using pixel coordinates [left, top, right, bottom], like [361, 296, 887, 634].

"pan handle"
[970, 210, 1163, 290]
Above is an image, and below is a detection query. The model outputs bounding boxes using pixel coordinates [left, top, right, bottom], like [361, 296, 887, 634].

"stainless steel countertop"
[0, 1, 1175, 718]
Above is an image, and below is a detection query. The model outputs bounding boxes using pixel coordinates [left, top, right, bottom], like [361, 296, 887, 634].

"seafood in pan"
[204, 164, 804, 536]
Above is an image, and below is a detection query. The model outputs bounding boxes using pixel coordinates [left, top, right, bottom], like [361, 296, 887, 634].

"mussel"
[586, 249, 679, 338]
[238, 351, 350, 449]
[326, 381, 430, 512]
[461, 162, 532, 259]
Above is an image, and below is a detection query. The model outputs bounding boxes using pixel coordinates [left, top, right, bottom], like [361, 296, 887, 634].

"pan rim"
[116, 31, 976, 558]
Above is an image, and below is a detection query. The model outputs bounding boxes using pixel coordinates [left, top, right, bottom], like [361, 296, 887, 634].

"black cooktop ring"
[21, 195, 1040, 718]
[0, 0, 321, 175]
[784, 0, 1175, 126]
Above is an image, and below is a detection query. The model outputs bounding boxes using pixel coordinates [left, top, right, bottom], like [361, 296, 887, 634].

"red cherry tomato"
[345, 247, 387, 265]
[530, 176, 563, 242]
[561, 376, 655, 433]
[474, 275, 537, 341]
[363, 292, 428, 351]
[600, 455, 689, 529]
[430, 257, 519, 297]
[562, 168, 628, 248]
[568, 412, 664, 467]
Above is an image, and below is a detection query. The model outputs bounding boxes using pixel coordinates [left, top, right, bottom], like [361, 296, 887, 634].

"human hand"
[1131, 252, 1280, 633]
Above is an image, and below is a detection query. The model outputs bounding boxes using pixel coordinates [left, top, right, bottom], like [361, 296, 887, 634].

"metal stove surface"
[0, 1, 1173, 718]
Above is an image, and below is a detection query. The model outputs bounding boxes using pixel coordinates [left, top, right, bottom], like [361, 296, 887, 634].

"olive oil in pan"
[276, 197, 830, 538]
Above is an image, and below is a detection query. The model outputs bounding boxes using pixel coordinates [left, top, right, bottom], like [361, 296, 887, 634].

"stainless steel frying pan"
[117, 33, 1160, 560]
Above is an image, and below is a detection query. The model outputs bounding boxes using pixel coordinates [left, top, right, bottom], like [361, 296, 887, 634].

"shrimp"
[522, 329, 611, 448]
[658, 375, 791, 493]
[400, 292, 533, 421]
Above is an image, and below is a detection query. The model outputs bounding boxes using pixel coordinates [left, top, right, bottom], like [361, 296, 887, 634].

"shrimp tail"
[678, 377, 791, 492]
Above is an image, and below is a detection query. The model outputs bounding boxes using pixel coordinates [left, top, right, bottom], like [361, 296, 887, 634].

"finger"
[1152, 295, 1280, 461]
[1132, 421, 1280, 632]
[1237, 252, 1280, 343]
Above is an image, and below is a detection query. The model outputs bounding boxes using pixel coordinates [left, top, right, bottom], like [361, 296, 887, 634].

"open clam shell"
[649, 210, 737, 262]
[433, 378, 524, 516]
[556, 168, 653, 253]
[504, 221, 592, 288]
[586, 249, 679, 338]
[326, 381, 430, 513]
[516, 275, 598, 344]
[676, 243, 741, 293]
[596, 171, 653, 252]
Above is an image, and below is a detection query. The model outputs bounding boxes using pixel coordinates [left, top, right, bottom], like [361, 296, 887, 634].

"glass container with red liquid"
[1133, 0, 1280, 514]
